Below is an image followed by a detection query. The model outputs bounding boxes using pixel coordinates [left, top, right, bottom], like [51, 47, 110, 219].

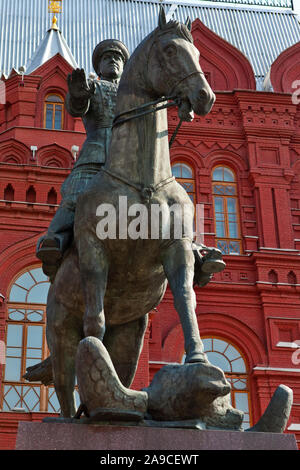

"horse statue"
[41, 9, 217, 418]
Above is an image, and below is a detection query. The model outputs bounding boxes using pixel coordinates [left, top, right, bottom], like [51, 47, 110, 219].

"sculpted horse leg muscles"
[47, 311, 80, 417]
[161, 239, 206, 363]
[103, 316, 148, 387]
[77, 235, 109, 340]
[46, 287, 82, 417]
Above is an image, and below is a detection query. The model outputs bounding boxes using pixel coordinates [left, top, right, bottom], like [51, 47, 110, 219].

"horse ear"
[185, 17, 192, 32]
[158, 5, 167, 29]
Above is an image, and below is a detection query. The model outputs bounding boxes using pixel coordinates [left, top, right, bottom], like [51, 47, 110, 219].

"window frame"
[44, 93, 64, 130]
[202, 336, 252, 429]
[2, 303, 49, 411]
[171, 161, 196, 205]
[172, 161, 198, 239]
[212, 164, 242, 255]
[0, 267, 61, 413]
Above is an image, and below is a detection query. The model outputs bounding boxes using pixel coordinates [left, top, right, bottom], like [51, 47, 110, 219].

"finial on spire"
[51, 15, 59, 30]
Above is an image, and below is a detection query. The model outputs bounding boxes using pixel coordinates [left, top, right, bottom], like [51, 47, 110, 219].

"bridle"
[106, 36, 207, 201]
[112, 70, 205, 148]
[112, 94, 180, 132]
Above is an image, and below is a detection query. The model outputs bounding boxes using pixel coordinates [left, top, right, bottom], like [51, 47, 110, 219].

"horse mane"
[136, 18, 193, 53]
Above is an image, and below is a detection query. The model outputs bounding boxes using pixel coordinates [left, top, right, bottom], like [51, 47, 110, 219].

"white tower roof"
[26, 16, 78, 74]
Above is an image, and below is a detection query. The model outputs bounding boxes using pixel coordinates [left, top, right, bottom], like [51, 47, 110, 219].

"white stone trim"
[256, 281, 300, 286]
[149, 361, 180, 365]
[259, 247, 299, 252]
[253, 366, 300, 372]
[276, 342, 300, 349]
[287, 423, 300, 431]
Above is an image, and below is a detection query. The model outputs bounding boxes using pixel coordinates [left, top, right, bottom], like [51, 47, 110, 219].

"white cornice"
[253, 366, 300, 372]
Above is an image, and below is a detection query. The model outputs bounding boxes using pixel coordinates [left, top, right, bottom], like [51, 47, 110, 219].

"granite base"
[15, 422, 298, 450]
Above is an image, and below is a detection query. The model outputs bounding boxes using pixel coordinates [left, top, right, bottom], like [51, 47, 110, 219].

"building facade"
[0, 0, 300, 449]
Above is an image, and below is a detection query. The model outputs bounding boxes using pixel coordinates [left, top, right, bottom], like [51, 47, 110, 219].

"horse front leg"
[46, 299, 81, 418]
[78, 237, 109, 340]
[104, 315, 148, 387]
[161, 239, 207, 364]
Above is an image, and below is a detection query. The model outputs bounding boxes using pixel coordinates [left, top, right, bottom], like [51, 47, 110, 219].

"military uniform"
[60, 78, 119, 211]
[36, 39, 129, 277]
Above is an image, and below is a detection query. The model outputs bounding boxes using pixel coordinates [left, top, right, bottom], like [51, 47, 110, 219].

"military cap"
[92, 39, 130, 74]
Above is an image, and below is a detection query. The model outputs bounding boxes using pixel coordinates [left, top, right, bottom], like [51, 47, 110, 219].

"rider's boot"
[36, 206, 75, 280]
[36, 232, 72, 281]
[36, 234, 63, 266]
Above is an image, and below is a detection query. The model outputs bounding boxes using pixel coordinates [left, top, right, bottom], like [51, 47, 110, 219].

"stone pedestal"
[15, 422, 298, 450]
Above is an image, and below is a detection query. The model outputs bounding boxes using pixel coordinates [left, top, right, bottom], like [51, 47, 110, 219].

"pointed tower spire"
[25, 2, 78, 75]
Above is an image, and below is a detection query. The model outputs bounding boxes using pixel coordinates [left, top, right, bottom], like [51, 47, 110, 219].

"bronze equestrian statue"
[28, 10, 221, 418]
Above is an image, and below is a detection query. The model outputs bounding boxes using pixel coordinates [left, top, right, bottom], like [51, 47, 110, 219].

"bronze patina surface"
[44, 9, 216, 418]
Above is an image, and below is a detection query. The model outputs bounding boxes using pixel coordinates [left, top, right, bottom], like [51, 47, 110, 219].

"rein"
[112, 95, 180, 140]
[112, 95, 181, 149]
[112, 70, 205, 148]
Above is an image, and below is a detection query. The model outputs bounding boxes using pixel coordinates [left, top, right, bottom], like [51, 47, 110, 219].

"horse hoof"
[201, 259, 226, 274]
[185, 352, 208, 364]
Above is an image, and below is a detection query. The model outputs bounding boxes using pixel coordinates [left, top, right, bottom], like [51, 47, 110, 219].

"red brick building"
[0, 5, 300, 449]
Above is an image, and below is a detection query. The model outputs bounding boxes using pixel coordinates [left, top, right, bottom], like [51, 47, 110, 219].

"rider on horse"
[36, 39, 130, 281]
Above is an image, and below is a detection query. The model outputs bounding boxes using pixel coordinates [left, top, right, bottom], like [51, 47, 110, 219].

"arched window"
[4, 184, 14, 201]
[47, 187, 57, 205]
[171, 162, 196, 204]
[268, 269, 278, 284]
[44, 94, 64, 130]
[26, 186, 36, 203]
[212, 166, 241, 255]
[287, 271, 297, 285]
[1, 267, 78, 413]
[182, 337, 251, 429]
